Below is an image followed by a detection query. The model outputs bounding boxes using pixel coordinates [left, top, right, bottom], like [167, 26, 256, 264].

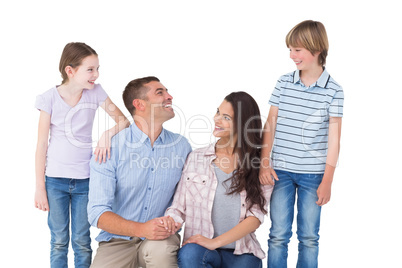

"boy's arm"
[94, 97, 130, 163]
[316, 116, 342, 206]
[259, 106, 279, 185]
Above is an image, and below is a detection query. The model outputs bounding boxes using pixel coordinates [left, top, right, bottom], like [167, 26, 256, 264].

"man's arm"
[97, 212, 174, 240]
[88, 137, 174, 240]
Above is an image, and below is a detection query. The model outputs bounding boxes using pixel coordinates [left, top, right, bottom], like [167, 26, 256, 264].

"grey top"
[211, 163, 241, 249]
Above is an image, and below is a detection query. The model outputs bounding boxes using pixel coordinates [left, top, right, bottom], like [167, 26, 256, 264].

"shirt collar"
[130, 122, 166, 144]
[292, 68, 331, 89]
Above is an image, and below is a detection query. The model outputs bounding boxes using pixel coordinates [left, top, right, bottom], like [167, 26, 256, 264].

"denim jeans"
[46, 176, 92, 268]
[178, 243, 262, 268]
[268, 170, 323, 268]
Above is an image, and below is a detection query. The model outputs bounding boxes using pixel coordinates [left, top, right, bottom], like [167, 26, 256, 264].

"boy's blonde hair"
[286, 20, 329, 66]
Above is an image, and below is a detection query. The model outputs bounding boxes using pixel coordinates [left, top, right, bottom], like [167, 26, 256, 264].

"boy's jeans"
[268, 170, 323, 268]
[46, 176, 92, 268]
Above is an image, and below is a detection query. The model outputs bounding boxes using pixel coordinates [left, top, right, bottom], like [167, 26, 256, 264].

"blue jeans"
[268, 170, 323, 268]
[178, 243, 262, 268]
[46, 177, 92, 268]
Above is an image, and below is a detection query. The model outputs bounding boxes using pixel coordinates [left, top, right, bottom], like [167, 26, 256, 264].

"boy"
[259, 20, 344, 268]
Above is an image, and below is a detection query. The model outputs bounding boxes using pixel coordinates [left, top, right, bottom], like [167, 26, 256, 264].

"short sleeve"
[35, 93, 52, 115]
[329, 88, 344, 117]
[95, 84, 108, 105]
[268, 78, 282, 107]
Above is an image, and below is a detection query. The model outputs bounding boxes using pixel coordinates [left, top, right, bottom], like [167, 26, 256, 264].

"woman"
[165, 92, 273, 268]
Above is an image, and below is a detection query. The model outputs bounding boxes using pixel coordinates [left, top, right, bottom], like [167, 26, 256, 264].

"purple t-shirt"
[35, 84, 108, 179]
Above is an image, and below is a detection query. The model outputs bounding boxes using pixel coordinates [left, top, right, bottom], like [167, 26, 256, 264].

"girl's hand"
[182, 234, 219, 250]
[94, 131, 111, 163]
[34, 188, 49, 211]
[259, 166, 278, 185]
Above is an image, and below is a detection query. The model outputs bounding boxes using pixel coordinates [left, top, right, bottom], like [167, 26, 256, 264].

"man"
[88, 76, 192, 267]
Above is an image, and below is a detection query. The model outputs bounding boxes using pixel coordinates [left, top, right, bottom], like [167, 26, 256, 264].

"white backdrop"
[1, 0, 401, 267]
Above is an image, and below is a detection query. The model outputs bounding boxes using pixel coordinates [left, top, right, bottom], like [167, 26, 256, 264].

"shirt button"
[144, 207, 147, 210]
[151, 168, 154, 171]
[152, 148, 155, 151]
[148, 187, 151, 190]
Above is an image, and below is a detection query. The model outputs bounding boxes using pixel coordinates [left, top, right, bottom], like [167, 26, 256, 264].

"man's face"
[143, 81, 174, 123]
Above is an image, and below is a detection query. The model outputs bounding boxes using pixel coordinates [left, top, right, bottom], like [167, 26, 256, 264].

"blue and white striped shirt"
[88, 123, 192, 242]
[269, 69, 344, 174]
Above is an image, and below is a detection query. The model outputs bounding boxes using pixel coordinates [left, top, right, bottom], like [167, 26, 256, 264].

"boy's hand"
[259, 166, 278, 185]
[316, 180, 332, 206]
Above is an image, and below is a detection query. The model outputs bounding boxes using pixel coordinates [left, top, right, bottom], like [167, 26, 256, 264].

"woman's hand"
[159, 215, 181, 234]
[182, 234, 219, 250]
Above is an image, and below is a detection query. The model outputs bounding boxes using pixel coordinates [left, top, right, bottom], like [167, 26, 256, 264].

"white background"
[1, 0, 401, 267]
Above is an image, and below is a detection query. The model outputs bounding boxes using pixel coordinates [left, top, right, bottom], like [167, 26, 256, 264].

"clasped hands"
[141, 216, 182, 240]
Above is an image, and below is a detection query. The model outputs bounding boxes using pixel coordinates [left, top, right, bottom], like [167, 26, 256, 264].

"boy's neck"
[300, 65, 324, 87]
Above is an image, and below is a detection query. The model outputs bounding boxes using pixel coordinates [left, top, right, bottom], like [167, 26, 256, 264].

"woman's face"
[213, 100, 236, 140]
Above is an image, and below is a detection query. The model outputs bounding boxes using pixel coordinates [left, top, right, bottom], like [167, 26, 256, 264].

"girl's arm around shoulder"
[34, 110, 50, 211]
[94, 97, 130, 163]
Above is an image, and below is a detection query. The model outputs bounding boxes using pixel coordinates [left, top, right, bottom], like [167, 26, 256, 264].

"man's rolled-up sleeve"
[87, 150, 117, 228]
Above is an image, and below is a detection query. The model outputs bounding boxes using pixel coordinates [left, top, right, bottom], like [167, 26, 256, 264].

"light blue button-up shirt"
[88, 123, 192, 242]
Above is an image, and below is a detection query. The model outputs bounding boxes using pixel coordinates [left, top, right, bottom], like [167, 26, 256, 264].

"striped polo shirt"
[269, 69, 344, 174]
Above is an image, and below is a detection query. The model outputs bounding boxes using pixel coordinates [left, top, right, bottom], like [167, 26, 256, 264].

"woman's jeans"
[178, 243, 262, 268]
[268, 170, 323, 268]
[46, 176, 92, 268]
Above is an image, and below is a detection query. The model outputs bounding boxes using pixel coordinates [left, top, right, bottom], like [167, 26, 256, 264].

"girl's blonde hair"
[59, 42, 97, 84]
[286, 20, 329, 66]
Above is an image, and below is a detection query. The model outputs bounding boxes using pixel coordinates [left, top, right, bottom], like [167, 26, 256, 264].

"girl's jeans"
[268, 170, 323, 268]
[46, 176, 92, 268]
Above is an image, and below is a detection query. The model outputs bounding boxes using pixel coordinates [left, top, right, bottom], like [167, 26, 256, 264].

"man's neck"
[134, 119, 163, 147]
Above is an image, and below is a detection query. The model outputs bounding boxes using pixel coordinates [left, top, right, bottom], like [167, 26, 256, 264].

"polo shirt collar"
[293, 68, 331, 89]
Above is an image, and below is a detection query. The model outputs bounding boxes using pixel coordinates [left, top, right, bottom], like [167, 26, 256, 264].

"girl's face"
[289, 45, 320, 71]
[70, 54, 99, 89]
[213, 100, 236, 140]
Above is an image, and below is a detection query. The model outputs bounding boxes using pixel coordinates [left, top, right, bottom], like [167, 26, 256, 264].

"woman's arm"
[182, 216, 261, 250]
[34, 111, 50, 211]
[94, 97, 130, 163]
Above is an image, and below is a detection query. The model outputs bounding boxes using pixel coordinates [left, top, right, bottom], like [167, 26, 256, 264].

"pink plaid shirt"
[165, 144, 273, 259]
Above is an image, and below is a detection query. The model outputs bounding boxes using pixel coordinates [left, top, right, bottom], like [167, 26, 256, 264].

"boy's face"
[289, 46, 320, 71]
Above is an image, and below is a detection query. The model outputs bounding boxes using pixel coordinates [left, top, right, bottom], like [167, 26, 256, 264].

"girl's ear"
[65, 65, 75, 78]
[133, 99, 145, 111]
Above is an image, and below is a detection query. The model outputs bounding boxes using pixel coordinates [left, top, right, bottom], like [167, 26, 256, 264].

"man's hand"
[139, 216, 181, 240]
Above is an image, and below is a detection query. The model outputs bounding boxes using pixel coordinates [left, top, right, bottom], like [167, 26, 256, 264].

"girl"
[34, 42, 129, 268]
[166, 92, 273, 268]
